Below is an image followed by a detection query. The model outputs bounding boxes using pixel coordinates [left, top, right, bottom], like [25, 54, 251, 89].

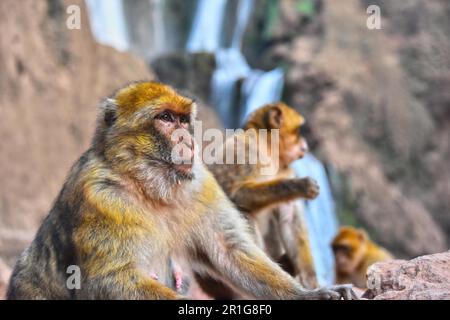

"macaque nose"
[177, 131, 193, 148]
[182, 135, 194, 152]
[180, 135, 195, 159]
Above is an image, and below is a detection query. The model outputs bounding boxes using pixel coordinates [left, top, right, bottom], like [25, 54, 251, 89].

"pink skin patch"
[150, 272, 159, 281]
[175, 271, 183, 291]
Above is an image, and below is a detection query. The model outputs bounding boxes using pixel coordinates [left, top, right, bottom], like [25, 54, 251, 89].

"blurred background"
[0, 0, 449, 289]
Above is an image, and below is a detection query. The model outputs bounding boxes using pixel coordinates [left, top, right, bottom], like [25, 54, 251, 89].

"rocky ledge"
[364, 251, 450, 300]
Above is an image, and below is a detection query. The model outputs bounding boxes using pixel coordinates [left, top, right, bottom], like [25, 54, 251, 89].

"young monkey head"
[93, 82, 197, 192]
[331, 227, 369, 275]
[244, 102, 309, 168]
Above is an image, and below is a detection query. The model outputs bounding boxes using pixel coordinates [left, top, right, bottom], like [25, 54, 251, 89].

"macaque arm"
[191, 220, 303, 299]
[231, 177, 319, 213]
[191, 199, 352, 300]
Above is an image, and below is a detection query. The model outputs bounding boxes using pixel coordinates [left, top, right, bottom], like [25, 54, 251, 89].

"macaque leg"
[231, 177, 319, 213]
[277, 202, 319, 289]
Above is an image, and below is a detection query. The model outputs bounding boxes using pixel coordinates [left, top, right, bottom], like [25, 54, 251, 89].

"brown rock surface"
[0, 0, 154, 266]
[364, 251, 450, 300]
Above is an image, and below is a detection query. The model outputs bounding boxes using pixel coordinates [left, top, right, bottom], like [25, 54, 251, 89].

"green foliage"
[337, 204, 359, 227]
[296, 0, 315, 17]
[263, 0, 280, 40]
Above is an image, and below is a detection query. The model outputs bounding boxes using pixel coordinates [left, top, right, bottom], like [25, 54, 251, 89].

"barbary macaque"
[196, 103, 321, 298]
[332, 226, 393, 288]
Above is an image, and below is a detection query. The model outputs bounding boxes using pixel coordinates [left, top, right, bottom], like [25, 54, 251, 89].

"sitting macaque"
[7, 82, 355, 300]
[332, 226, 393, 288]
[195, 102, 321, 298]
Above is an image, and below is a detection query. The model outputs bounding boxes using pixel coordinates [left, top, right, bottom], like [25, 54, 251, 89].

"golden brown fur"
[332, 226, 393, 288]
[197, 103, 321, 298]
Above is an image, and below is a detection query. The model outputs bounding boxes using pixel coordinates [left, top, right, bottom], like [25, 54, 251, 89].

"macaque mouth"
[173, 164, 195, 181]
[172, 162, 194, 175]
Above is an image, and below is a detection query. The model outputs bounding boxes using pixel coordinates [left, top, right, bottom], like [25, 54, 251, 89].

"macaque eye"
[179, 114, 190, 124]
[156, 111, 174, 122]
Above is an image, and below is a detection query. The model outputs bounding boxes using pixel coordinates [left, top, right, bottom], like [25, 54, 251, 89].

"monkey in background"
[7, 82, 356, 300]
[332, 226, 393, 289]
[195, 103, 320, 298]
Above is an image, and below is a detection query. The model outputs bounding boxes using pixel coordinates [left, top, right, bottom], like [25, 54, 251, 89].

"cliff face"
[0, 0, 154, 267]
[244, 0, 449, 257]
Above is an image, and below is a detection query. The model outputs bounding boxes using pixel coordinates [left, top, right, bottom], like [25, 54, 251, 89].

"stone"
[364, 251, 450, 300]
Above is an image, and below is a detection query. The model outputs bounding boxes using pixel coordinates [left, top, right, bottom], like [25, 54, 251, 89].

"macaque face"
[333, 244, 358, 274]
[279, 109, 308, 166]
[153, 108, 195, 177]
[281, 127, 309, 165]
[332, 228, 367, 275]
[103, 82, 197, 181]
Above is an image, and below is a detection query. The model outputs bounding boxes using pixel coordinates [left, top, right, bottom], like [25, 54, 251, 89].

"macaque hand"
[297, 177, 320, 199]
[300, 284, 358, 300]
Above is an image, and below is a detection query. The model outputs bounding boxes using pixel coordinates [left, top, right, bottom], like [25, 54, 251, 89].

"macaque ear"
[265, 105, 283, 129]
[102, 98, 117, 127]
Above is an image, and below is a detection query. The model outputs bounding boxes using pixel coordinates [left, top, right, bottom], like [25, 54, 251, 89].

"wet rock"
[151, 52, 216, 103]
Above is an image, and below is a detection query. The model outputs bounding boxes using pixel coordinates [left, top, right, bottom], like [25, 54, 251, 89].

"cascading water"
[187, 0, 284, 129]
[187, 0, 228, 52]
[149, 0, 167, 59]
[292, 155, 338, 285]
[86, 0, 338, 285]
[85, 0, 129, 51]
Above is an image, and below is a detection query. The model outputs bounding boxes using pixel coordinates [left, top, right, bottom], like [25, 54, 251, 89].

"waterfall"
[187, 0, 284, 129]
[85, 0, 129, 51]
[292, 155, 338, 285]
[211, 50, 250, 128]
[149, 0, 167, 59]
[186, 0, 228, 52]
[240, 68, 285, 122]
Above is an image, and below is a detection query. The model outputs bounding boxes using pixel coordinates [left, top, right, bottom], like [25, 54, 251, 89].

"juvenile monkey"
[196, 103, 320, 298]
[332, 226, 393, 288]
[7, 82, 355, 300]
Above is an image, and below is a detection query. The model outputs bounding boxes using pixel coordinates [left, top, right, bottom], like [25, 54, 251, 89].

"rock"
[0, 258, 11, 300]
[151, 52, 216, 103]
[0, 0, 154, 265]
[364, 251, 450, 300]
